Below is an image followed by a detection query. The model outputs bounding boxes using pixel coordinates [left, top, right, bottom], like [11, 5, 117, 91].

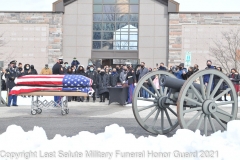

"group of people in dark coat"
[3, 60, 38, 107]
[3, 57, 240, 106]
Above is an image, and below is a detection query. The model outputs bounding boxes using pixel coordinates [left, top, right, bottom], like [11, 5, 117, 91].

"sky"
[0, 0, 239, 12]
[175, 0, 240, 12]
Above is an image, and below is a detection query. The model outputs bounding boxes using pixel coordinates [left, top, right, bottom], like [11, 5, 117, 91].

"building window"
[93, 0, 139, 50]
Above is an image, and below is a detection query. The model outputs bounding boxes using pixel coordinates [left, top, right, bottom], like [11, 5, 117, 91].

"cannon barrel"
[160, 76, 201, 92]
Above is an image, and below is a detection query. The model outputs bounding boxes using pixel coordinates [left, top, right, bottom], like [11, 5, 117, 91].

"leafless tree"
[210, 29, 240, 72]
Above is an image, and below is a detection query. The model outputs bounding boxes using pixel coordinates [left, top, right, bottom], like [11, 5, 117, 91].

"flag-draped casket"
[9, 75, 93, 95]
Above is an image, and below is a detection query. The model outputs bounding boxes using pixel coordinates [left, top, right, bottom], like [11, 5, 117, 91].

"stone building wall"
[169, 13, 240, 70]
[0, 12, 63, 71]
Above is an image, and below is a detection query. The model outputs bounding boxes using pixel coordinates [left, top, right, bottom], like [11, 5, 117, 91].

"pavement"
[0, 97, 239, 139]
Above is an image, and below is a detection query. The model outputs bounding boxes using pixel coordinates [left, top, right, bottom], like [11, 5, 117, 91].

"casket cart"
[20, 91, 91, 116]
[10, 75, 94, 116]
[132, 70, 238, 135]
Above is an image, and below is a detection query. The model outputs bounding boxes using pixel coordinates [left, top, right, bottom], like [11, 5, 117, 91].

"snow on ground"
[0, 121, 240, 160]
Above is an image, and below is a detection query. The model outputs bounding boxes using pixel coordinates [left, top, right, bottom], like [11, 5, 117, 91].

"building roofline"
[0, 11, 63, 13]
[53, 0, 63, 5]
[175, 11, 240, 14]
[169, 0, 179, 5]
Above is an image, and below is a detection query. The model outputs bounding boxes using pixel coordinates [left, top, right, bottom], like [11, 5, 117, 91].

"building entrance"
[89, 59, 139, 69]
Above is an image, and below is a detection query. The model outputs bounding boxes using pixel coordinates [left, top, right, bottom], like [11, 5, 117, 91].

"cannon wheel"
[132, 71, 179, 134]
[177, 69, 238, 135]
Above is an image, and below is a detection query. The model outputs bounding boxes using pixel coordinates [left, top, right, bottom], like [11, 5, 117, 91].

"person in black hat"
[71, 57, 80, 69]
[174, 63, 187, 80]
[28, 65, 38, 75]
[52, 57, 63, 75]
[5, 60, 24, 107]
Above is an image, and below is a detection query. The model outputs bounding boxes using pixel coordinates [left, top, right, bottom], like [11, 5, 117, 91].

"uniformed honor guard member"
[5, 60, 23, 107]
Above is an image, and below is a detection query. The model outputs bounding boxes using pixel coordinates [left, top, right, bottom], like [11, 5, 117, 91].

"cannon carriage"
[132, 70, 238, 136]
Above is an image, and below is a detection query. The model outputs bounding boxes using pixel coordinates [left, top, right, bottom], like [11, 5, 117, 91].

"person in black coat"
[97, 69, 109, 102]
[116, 65, 122, 75]
[86, 66, 97, 102]
[62, 62, 70, 74]
[28, 65, 38, 75]
[23, 64, 31, 75]
[126, 67, 136, 104]
[228, 68, 240, 94]
[52, 58, 63, 75]
[76, 65, 86, 76]
[105, 67, 111, 100]
[52, 58, 63, 104]
[182, 67, 194, 80]
[76, 65, 86, 102]
[109, 68, 119, 87]
[193, 64, 199, 73]
[158, 62, 167, 71]
[67, 67, 73, 74]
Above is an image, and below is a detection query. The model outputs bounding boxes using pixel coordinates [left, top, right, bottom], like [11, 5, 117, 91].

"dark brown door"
[102, 59, 112, 67]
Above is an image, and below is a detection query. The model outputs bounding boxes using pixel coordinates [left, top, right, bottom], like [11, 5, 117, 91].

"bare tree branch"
[209, 28, 240, 73]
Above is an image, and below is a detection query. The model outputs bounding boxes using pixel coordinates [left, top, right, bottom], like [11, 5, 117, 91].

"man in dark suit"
[52, 57, 64, 104]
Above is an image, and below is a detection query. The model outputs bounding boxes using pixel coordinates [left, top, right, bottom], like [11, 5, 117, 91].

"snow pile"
[0, 121, 240, 160]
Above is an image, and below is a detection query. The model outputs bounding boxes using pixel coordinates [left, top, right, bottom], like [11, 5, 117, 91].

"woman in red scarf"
[228, 68, 240, 93]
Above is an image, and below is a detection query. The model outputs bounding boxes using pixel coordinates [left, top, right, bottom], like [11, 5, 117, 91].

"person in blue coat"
[174, 63, 187, 80]
[203, 60, 215, 85]
[71, 57, 80, 68]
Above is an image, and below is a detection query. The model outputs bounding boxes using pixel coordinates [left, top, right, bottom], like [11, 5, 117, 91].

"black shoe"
[99, 101, 102, 102]
[86, 100, 89, 102]
[93, 100, 95, 103]
[12, 105, 18, 107]
[225, 99, 228, 101]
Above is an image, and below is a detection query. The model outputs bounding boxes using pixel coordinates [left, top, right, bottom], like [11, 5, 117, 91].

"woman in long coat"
[76, 65, 86, 102]
[228, 68, 240, 95]
[97, 69, 109, 102]
[126, 67, 136, 104]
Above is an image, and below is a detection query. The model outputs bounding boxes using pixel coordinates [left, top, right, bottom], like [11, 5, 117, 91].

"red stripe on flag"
[18, 75, 65, 79]
[9, 87, 62, 95]
[16, 81, 62, 86]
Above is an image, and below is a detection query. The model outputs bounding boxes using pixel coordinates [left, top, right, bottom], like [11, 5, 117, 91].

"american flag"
[9, 75, 93, 95]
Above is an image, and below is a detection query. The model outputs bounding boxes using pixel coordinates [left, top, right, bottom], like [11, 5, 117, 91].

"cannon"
[132, 70, 238, 136]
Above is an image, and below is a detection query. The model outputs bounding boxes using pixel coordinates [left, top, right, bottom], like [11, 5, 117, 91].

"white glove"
[134, 83, 137, 86]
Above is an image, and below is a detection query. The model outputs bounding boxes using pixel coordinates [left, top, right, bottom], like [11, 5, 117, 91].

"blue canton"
[62, 75, 92, 93]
